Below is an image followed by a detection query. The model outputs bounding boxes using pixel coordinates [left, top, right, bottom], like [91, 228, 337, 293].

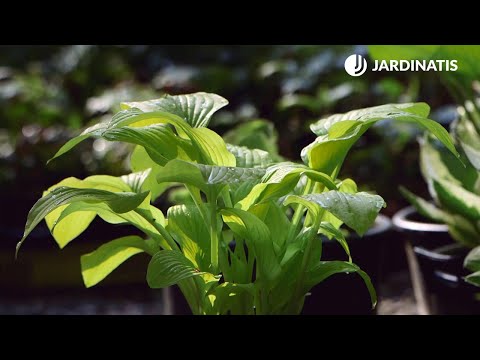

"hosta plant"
[18, 92, 458, 314]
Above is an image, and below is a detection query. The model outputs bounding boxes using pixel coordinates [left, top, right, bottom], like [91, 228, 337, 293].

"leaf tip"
[15, 238, 25, 260]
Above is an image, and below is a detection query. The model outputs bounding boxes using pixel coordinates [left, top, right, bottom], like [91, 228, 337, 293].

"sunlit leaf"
[121, 92, 228, 128]
[81, 236, 157, 288]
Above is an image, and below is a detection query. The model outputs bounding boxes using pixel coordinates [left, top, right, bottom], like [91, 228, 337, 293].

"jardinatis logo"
[344, 54, 458, 76]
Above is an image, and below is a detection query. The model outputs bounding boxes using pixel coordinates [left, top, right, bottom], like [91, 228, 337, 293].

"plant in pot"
[17, 92, 457, 315]
[369, 45, 480, 313]
[399, 105, 480, 312]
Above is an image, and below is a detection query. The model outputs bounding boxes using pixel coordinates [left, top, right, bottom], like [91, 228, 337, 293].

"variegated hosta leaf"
[453, 113, 480, 171]
[465, 246, 480, 272]
[400, 186, 480, 248]
[434, 178, 480, 223]
[419, 134, 479, 198]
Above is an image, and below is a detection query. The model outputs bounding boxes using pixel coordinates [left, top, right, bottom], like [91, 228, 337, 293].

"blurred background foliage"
[0, 45, 458, 219]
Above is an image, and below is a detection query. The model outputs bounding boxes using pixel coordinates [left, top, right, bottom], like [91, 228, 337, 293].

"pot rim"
[392, 206, 449, 233]
[365, 213, 392, 237]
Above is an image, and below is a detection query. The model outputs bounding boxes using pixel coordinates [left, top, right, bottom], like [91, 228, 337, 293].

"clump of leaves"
[18, 92, 458, 314]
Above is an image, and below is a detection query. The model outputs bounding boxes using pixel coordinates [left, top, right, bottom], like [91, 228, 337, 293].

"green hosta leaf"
[221, 208, 281, 283]
[121, 92, 228, 128]
[306, 261, 377, 308]
[288, 191, 386, 236]
[130, 146, 173, 201]
[231, 180, 260, 204]
[121, 169, 152, 194]
[188, 127, 236, 166]
[84, 175, 132, 192]
[454, 115, 480, 171]
[238, 163, 337, 211]
[226, 144, 274, 168]
[465, 246, 480, 272]
[48, 108, 145, 163]
[18, 187, 149, 255]
[81, 236, 157, 288]
[146, 250, 203, 288]
[53, 201, 170, 250]
[104, 124, 195, 166]
[197, 164, 266, 185]
[303, 103, 460, 174]
[157, 159, 266, 194]
[167, 205, 210, 270]
[465, 271, 480, 287]
[434, 179, 480, 223]
[248, 201, 291, 251]
[310, 103, 430, 136]
[49, 107, 235, 167]
[321, 178, 358, 230]
[42, 172, 148, 248]
[210, 282, 255, 315]
[43, 178, 97, 248]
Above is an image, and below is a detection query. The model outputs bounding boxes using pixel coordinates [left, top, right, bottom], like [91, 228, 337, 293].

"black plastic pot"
[302, 214, 392, 315]
[392, 206, 480, 314]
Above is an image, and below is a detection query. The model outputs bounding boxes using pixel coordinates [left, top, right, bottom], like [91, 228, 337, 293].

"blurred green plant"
[372, 45, 480, 287]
